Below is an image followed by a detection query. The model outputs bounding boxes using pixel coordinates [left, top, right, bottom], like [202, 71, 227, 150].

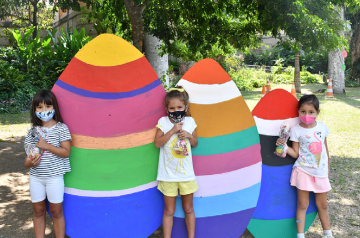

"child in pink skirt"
[277, 95, 333, 238]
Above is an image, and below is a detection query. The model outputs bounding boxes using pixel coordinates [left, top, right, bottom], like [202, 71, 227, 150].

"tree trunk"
[32, 0, 38, 39]
[144, 33, 169, 87]
[67, 9, 70, 33]
[123, 0, 146, 52]
[328, 7, 346, 94]
[328, 51, 345, 94]
[294, 52, 301, 93]
[350, 12, 360, 80]
[351, 25, 360, 65]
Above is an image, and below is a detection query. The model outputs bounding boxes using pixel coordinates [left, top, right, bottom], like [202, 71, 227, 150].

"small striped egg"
[173, 59, 262, 238]
[248, 89, 318, 238]
[52, 34, 166, 238]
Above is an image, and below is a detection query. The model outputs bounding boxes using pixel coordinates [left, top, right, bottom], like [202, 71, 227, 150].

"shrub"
[0, 27, 92, 113]
[230, 66, 269, 91]
[243, 46, 328, 74]
[300, 67, 322, 84]
[227, 64, 322, 91]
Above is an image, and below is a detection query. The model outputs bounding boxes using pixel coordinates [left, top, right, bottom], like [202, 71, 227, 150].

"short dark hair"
[30, 90, 64, 126]
[297, 94, 320, 112]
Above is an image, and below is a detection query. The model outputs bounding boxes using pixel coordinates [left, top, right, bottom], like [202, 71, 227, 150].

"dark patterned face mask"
[35, 109, 55, 122]
[168, 110, 186, 123]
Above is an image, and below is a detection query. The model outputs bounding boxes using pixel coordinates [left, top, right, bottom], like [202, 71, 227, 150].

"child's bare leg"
[49, 202, 65, 238]
[296, 189, 310, 233]
[315, 192, 331, 230]
[32, 201, 46, 238]
[163, 195, 176, 238]
[182, 193, 195, 238]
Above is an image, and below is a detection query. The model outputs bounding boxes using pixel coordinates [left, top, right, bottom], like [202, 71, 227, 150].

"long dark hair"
[30, 90, 64, 126]
[165, 86, 191, 116]
[297, 94, 320, 112]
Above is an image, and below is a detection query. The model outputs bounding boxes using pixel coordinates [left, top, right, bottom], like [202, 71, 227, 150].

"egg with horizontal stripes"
[174, 59, 262, 238]
[248, 89, 318, 238]
[51, 34, 165, 237]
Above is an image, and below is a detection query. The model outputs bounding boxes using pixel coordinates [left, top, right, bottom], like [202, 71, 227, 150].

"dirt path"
[0, 138, 57, 238]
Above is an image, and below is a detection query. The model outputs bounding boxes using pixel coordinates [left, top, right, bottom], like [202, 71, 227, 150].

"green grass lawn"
[0, 83, 359, 237]
[0, 111, 30, 141]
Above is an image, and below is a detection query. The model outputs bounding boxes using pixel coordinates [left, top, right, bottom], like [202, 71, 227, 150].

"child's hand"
[171, 122, 183, 134]
[36, 137, 49, 150]
[25, 155, 40, 167]
[178, 130, 192, 139]
[276, 138, 286, 146]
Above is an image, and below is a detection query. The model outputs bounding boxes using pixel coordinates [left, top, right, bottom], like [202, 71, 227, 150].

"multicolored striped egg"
[248, 89, 318, 238]
[52, 34, 166, 237]
[174, 59, 262, 238]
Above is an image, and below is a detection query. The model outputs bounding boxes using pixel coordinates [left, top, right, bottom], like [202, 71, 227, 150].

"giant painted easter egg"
[174, 59, 262, 238]
[248, 89, 318, 238]
[51, 34, 166, 237]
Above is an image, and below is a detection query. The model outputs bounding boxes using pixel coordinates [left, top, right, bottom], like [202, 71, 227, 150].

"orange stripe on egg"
[181, 58, 232, 84]
[190, 96, 256, 137]
[71, 128, 157, 150]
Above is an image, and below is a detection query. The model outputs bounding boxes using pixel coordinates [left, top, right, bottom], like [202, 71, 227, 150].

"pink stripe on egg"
[52, 84, 166, 137]
[193, 143, 261, 176]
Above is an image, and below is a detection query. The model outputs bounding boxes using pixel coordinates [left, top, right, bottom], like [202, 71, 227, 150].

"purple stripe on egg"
[172, 207, 256, 238]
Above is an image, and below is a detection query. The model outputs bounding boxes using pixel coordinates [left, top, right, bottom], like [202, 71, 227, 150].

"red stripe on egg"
[252, 89, 299, 120]
[59, 56, 158, 93]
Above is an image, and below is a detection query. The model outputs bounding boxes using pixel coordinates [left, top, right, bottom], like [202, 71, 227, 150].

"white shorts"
[29, 175, 64, 204]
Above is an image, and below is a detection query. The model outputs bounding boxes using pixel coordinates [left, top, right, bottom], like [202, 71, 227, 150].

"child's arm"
[286, 141, 299, 158]
[325, 137, 330, 175]
[36, 138, 71, 158]
[276, 139, 299, 158]
[178, 129, 198, 147]
[154, 122, 183, 148]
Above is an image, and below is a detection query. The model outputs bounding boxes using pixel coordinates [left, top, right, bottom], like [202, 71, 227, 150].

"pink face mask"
[299, 115, 316, 125]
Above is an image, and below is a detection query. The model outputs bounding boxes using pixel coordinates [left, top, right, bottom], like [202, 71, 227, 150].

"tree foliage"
[0, 0, 55, 37]
[79, 0, 357, 62]
[143, 0, 261, 60]
[79, 0, 132, 39]
[0, 0, 82, 38]
[260, 0, 348, 52]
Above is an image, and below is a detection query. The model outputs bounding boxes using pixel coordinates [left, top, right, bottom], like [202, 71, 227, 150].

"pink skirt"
[290, 167, 331, 193]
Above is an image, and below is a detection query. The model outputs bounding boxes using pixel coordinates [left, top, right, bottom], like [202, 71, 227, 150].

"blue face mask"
[36, 109, 55, 122]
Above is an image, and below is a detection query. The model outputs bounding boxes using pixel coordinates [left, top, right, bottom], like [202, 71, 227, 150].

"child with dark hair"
[277, 94, 333, 238]
[154, 86, 198, 238]
[24, 90, 71, 238]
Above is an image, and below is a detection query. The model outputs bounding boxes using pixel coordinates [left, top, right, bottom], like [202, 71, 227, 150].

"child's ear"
[165, 107, 169, 114]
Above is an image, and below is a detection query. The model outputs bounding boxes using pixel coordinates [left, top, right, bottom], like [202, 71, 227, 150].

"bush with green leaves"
[299, 66, 322, 84]
[0, 27, 92, 113]
[230, 67, 269, 91]
[243, 46, 328, 75]
[224, 57, 322, 91]
[345, 80, 359, 87]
